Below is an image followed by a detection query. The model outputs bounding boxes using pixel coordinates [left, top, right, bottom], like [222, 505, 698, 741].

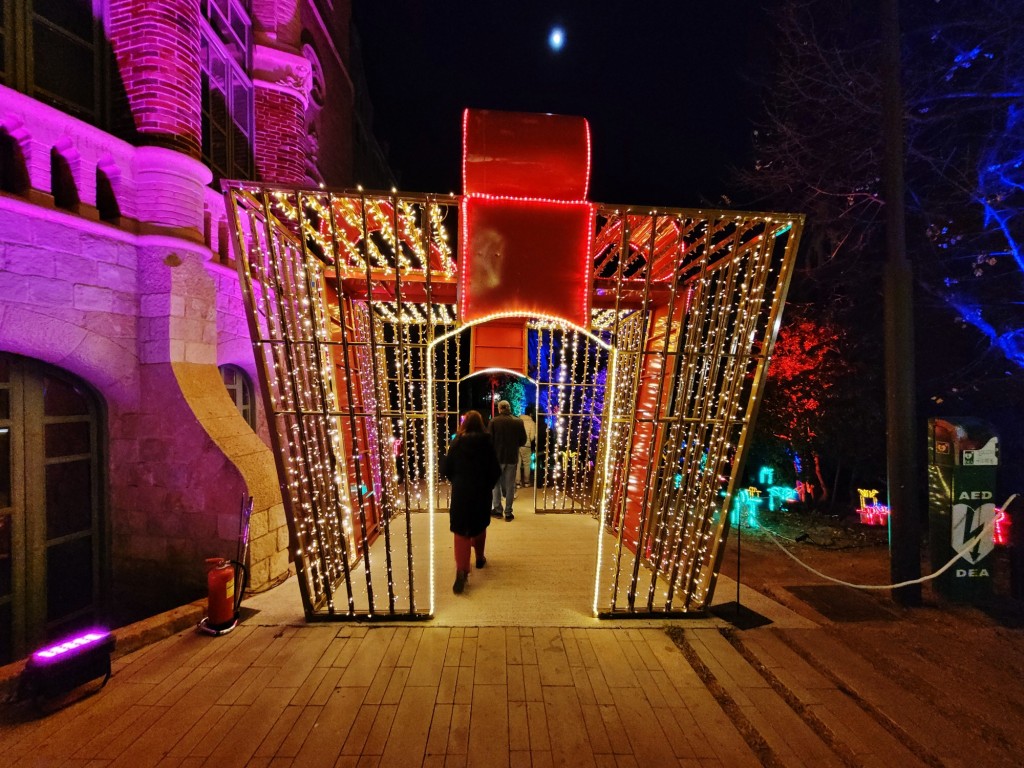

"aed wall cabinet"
[927, 418, 999, 601]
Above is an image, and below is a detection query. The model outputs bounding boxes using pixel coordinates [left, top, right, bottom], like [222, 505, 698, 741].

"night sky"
[352, 1, 773, 207]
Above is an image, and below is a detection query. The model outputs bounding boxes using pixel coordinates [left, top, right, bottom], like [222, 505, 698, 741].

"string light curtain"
[225, 185, 457, 620]
[225, 181, 802, 619]
[589, 210, 802, 616]
[532, 323, 610, 514]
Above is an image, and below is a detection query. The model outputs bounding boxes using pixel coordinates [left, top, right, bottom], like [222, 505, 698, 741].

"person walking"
[489, 399, 527, 520]
[442, 410, 501, 594]
[518, 404, 537, 487]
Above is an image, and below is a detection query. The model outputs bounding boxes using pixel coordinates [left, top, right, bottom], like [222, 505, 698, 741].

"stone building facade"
[0, 0, 381, 663]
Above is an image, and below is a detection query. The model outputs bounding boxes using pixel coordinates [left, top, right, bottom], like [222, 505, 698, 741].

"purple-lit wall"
[0, 89, 286, 610]
[0, 0, 356, 621]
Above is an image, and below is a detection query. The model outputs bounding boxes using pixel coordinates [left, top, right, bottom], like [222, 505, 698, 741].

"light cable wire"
[761, 494, 1017, 590]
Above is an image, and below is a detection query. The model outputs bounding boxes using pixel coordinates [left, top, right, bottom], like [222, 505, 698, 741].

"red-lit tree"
[752, 303, 883, 508]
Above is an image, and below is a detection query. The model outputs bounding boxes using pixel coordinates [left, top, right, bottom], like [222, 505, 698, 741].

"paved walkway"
[3, 510, 1024, 766]
[5, 615, 1022, 767]
[243, 510, 812, 629]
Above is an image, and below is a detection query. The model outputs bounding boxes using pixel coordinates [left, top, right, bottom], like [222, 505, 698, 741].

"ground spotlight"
[18, 629, 116, 705]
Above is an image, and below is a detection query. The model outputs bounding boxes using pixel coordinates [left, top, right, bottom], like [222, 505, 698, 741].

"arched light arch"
[424, 312, 615, 615]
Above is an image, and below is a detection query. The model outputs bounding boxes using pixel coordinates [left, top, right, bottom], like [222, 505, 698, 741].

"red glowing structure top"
[458, 109, 595, 329]
[462, 109, 592, 199]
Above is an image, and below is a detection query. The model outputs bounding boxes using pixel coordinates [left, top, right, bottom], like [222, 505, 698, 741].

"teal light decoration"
[730, 488, 763, 528]
[766, 485, 798, 511]
[501, 378, 527, 416]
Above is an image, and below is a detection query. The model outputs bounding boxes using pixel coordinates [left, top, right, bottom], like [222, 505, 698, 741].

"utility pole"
[880, 0, 922, 604]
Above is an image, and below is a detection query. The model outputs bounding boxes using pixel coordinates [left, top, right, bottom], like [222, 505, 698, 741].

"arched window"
[219, 364, 255, 428]
[96, 164, 122, 221]
[0, 129, 31, 195]
[50, 147, 80, 211]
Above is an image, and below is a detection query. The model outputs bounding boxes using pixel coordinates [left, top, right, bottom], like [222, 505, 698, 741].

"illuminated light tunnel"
[224, 109, 804, 619]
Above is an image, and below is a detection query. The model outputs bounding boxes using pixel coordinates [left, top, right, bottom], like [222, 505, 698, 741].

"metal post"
[881, 0, 921, 604]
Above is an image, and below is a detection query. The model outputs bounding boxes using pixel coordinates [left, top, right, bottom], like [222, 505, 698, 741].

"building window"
[1, 0, 105, 126]
[220, 364, 256, 429]
[302, 43, 325, 186]
[0, 353, 105, 664]
[303, 44, 325, 110]
[202, 0, 252, 71]
[200, 0, 254, 181]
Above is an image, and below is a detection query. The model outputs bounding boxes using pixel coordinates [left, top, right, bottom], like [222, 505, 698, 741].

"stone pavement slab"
[240, 509, 814, 630]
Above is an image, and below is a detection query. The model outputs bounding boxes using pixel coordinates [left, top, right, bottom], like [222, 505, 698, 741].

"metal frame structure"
[224, 182, 802, 620]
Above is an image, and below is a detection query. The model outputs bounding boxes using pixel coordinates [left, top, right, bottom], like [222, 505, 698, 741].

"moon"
[548, 26, 565, 53]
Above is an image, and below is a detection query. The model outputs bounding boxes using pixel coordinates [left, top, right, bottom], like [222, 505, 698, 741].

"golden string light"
[225, 183, 802, 620]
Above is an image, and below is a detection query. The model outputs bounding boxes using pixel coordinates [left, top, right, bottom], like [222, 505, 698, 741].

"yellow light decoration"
[224, 183, 802, 620]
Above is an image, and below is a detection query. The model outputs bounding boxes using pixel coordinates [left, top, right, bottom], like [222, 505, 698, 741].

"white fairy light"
[229, 186, 801, 620]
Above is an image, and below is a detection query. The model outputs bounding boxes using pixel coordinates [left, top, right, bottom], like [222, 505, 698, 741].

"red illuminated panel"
[459, 196, 595, 327]
[471, 320, 527, 374]
[462, 109, 591, 200]
[619, 304, 679, 552]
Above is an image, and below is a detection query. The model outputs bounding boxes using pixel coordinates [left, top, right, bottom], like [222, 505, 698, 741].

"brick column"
[108, 0, 202, 159]
[253, 46, 310, 184]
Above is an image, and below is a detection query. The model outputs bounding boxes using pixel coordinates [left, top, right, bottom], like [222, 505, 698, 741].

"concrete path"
[244, 510, 812, 630]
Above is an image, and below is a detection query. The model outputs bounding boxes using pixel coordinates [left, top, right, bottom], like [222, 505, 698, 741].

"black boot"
[453, 570, 468, 594]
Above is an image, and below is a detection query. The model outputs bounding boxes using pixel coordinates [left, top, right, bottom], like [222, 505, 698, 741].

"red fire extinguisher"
[198, 496, 253, 636]
[206, 558, 236, 629]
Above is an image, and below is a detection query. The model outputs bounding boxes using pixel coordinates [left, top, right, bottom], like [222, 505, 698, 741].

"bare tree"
[740, 0, 1024, 498]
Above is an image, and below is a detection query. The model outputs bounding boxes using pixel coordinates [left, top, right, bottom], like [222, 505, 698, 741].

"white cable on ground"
[760, 494, 1017, 591]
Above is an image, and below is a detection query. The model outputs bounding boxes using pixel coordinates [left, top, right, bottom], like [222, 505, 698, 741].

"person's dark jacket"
[443, 432, 501, 537]
[489, 414, 527, 464]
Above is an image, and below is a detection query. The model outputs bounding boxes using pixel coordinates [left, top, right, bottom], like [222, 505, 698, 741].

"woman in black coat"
[442, 410, 501, 594]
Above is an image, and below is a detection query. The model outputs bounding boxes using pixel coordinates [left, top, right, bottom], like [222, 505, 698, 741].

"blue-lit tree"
[903, 0, 1024, 373]
[740, 0, 1024, 492]
[526, 328, 609, 486]
[499, 377, 528, 416]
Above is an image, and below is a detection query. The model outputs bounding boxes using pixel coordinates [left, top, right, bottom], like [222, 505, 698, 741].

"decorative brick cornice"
[253, 45, 312, 110]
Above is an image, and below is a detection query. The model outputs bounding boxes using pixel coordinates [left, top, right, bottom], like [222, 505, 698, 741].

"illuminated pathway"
[243, 496, 812, 630]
